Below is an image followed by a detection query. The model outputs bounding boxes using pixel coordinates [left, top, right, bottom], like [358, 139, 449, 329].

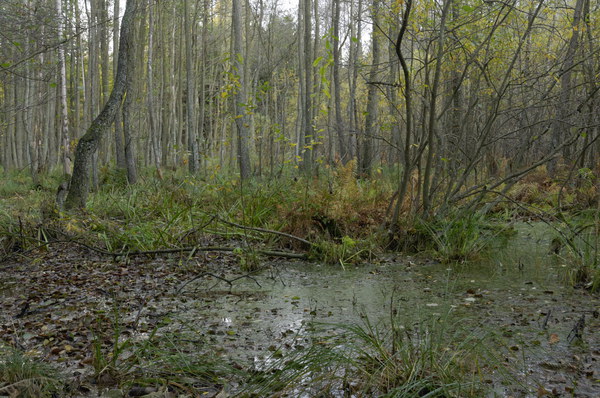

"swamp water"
[169, 223, 599, 397]
[1, 223, 597, 397]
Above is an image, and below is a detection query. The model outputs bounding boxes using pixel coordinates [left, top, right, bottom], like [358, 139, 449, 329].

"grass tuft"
[0, 347, 63, 398]
[244, 311, 494, 397]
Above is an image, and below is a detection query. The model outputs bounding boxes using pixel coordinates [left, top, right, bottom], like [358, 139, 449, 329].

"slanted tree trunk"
[64, 0, 136, 210]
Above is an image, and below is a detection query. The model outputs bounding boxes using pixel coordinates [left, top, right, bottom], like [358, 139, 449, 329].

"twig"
[178, 215, 217, 244]
[567, 314, 585, 342]
[177, 271, 262, 294]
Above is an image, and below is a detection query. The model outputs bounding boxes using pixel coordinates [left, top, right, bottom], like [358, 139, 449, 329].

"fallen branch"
[2, 228, 309, 263]
[67, 240, 308, 260]
[215, 216, 314, 247]
[177, 271, 262, 294]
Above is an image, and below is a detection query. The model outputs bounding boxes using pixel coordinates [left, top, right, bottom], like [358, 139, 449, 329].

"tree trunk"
[113, 0, 126, 168]
[392, 0, 414, 225]
[301, 0, 313, 172]
[56, 0, 71, 177]
[548, 0, 585, 176]
[360, 0, 381, 177]
[332, 0, 347, 163]
[422, 0, 451, 213]
[64, 0, 136, 210]
[147, 0, 161, 173]
[184, 0, 200, 173]
[232, 0, 251, 179]
[122, 49, 137, 184]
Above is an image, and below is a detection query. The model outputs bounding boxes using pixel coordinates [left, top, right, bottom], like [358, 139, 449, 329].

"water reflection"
[170, 223, 599, 396]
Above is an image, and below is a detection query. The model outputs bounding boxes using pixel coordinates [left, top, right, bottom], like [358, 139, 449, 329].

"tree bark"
[113, 0, 126, 168]
[548, 0, 585, 176]
[422, 0, 451, 213]
[301, 0, 313, 172]
[332, 0, 347, 163]
[232, 0, 251, 179]
[392, 0, 414, 225]
[184, 0, 200, 173]
[361, 0, 381, 177]
[56, 0, 71, 177]
[64, 0, 136, 210]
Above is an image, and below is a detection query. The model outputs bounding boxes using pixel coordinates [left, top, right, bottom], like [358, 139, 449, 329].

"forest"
[0, 0, 599, 397]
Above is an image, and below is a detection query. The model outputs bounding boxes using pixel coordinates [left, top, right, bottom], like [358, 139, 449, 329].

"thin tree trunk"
[549, 0, 585, 176]
[184, 0, 200, 173]
[232, 0, 251, 178]
[332, 0, 347, 163]
[392, 0, 414, 225]
[147, 0, 160, 174]
[361, 0, 381, 177]
[56, 0, 71, 177]
[113, 0, 126, 168]
[301, 0, 313, 172]
[422, 0, 451, 213]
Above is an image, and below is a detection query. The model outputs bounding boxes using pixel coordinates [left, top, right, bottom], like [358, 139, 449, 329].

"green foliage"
[88, 303, 240, 393]
[311, 235, 377, 266]
[551, 215, 600, 292]
[234, 247, 261, 271]
[0, 347, 63, 397]
[245, 311, 493, 397]
[415, 213, 506, 263]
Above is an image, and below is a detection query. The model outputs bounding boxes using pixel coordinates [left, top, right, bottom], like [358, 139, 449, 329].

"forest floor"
[1, 168, 599, 396]
[1, 241, 252, 397]
[1, 227, 599, 397]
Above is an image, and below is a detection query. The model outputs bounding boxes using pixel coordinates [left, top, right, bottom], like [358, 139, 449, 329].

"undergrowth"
[244, 310, 499, 397]
[0, 163, 392, 266]
[0, 162, 598, 290]
[0, 346, 63, 397]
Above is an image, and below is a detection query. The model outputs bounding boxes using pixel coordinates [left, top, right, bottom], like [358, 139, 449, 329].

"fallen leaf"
[549, 333, 559, 345]
[537, 386, 550, 397]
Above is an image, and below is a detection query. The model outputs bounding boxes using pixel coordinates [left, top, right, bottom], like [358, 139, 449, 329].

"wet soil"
[0, 223, 598, 397]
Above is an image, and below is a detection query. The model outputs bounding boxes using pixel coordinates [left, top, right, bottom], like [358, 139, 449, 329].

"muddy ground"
[1, 224, 599, 397]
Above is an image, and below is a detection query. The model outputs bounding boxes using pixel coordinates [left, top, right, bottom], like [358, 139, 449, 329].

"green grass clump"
[413, 212, 512, 263]
[0, 347, 63, 398]
[244, 312, 493, 397]
[551, 213, 600, 292]
[310, 235, 378, 266]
